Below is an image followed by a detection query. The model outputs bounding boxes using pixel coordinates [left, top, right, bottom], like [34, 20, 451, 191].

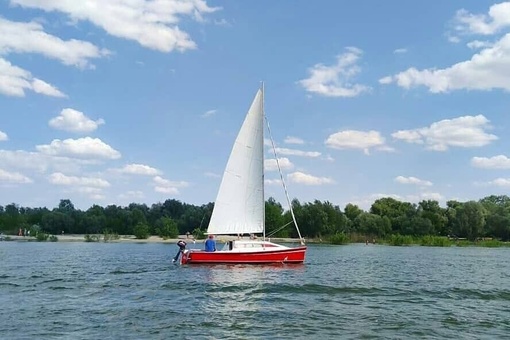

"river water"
[1, 242, 509, 339]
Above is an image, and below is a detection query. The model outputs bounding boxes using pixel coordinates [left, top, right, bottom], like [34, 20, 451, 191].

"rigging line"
[266, 220, 294, 238]
[264, 115, 305, 246]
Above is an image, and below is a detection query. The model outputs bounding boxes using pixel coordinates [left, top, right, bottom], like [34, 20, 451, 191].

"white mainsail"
[207, 89, 265, 235]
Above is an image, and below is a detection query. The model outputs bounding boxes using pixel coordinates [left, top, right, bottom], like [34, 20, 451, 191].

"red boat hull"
[181, 246, 307, 264]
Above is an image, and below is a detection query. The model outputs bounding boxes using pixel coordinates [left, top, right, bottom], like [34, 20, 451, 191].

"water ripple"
[1, 243, 509, 339]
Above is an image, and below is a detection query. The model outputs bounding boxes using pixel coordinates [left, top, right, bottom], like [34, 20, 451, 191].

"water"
[1, 242, 509, 339]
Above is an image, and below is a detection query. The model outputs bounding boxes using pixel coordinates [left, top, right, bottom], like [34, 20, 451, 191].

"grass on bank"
[323, 233, 509, 247]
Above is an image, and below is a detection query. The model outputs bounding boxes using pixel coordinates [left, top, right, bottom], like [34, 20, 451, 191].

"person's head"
[208, 234, 214, 239]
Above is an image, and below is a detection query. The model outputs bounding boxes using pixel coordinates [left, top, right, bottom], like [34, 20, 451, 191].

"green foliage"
[2, 195, 510, 243]
[477, 239, 505, 247]
[193, 228, 205, 240]
[265, 198, 286, 237]
[84, 234, 100, 242]
[49, 235, 58, 242]
[102, 229, 120, 242]
[155, 217, 179, 239]
[451, 201, 486, 241]
[419, 235, 451, 247]
[386, 234, 414, 246]
[329, 232, 349, 245]
[36, 233, 49, 242]
[133, 223, 150, 239]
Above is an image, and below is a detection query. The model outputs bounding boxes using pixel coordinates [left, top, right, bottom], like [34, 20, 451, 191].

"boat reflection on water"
[193, 263, 305, 329]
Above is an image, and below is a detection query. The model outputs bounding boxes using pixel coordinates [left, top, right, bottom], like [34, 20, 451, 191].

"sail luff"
[206, 89, 265, 235]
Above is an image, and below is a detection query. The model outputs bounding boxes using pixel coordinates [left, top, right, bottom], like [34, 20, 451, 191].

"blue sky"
[1, 0, 510, 210]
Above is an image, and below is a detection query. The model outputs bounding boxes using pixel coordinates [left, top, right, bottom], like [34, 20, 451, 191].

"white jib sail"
[207, 89, 265, 235]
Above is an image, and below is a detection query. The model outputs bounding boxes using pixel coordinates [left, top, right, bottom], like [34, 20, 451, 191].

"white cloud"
[0, 17, 109, 68]
[0, 168, 32, 184]
[274, 147, 321, 158]
[392, 115, 497, 151]
[49, 108, 105, 133]
[0, 150, 85, 173]
[454, 3, 510, 36]
[284, 136, 305, 145]
[408, 192, 445, 202]
[395, 176, 432, 187]
[487, 178, 510, 187]
[466, 40, 493, 49]
[153, 175, 189, 195]
[391, 130, 423, 144]
[322, 154, 335, 162]
[325, 130, 390, 154]
[36, 137, 121, 160]
[117, 164, 161, 176]
[204, 172, 221, 178]
[10, 0, 219, 53]
[380, 4, 510, 93]
[394, 48, 408, 54]
[0, 130, 8, 141]
[471, 155, 510, 169]
[49, 172, 110, 188]
[202, 109, 217, 118]
[264, 178, 282, 186]
[287, 171, 334, 185]
[0, 57, 65, 97]
[264, 157, 294, 171]
[119, 190, 145, 200]
[298, 47, 370, 97]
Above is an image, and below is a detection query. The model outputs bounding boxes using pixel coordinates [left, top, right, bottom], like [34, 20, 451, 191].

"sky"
[1, 0, 510, 211]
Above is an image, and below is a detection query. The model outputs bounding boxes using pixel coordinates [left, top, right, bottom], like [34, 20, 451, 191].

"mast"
[261, 81, 266, 242]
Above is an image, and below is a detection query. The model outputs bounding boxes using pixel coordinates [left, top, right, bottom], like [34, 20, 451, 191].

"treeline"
[0, 195, 509, 241]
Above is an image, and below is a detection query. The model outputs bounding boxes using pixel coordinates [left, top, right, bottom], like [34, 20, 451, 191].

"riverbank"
[1, 234, 309, 244]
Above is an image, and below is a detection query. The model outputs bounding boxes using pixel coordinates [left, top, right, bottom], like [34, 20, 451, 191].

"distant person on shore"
[173, 240, 187, 263]
[205, 234, 216, 252]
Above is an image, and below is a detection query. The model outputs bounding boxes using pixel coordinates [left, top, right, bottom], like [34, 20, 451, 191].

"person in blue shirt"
[205, 234, 216, 252]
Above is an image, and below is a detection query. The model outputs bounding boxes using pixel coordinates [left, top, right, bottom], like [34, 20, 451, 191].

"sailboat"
[181, 85, 307, 264]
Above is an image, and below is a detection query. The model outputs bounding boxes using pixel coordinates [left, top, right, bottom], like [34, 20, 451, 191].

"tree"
[265, 198, 285, 237]
[354, 212, 391, 237]
[344, 203, 363, 222]
[133, 223, 150, 239]
[155, 217, 179, 239]
[370, 197, 417, 233]
[451, 201, 486, 240]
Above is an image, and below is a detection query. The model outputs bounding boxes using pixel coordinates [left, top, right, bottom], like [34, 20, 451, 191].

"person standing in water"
[173, 240, 187, 263]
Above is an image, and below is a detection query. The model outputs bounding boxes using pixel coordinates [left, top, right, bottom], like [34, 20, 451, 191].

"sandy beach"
[3, 234, 308, 244]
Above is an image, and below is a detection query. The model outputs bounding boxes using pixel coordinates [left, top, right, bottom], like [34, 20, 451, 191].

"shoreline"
[1, 234, 309, 244]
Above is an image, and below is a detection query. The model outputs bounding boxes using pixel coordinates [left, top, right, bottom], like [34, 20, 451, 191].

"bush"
[192, 228, 205, 240]
[133, 223, 150, 239]
[387, 234, 414, 246]
[49, 235, 58, 242]
[36, 233, 49, 242]
[329, 232, 349, 245]
[103, 229, 120, 242]
[84, 234, 100, 242]
[419, 236, 451, 247]
[476, 239, 506, 247]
